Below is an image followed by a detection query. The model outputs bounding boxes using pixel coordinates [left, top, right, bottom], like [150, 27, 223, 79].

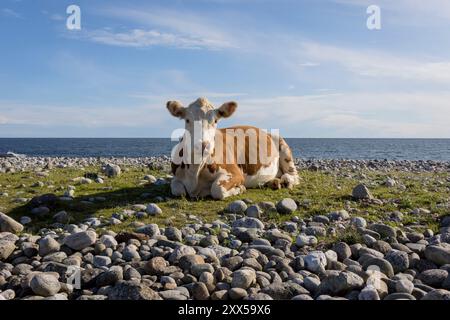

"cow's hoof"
[211, 185, 227, 200]
[265, 178, 281, 190]
[280, 174, 298, 189]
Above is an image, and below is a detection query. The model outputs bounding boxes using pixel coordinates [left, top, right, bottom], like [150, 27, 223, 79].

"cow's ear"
[217, 101, 237, 118]
[167, 101, 186, 119]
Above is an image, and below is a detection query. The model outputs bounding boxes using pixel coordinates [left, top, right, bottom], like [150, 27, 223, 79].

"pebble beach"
[0, 156, 449, 300]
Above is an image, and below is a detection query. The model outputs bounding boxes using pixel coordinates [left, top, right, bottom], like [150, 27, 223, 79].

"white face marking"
[182, 99, 219, 161]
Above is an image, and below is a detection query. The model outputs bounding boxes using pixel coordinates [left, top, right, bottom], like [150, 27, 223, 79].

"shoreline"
[1, 156, 449, 173]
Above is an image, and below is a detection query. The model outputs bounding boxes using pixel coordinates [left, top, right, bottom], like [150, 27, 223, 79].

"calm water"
[0, 138, 449, 160]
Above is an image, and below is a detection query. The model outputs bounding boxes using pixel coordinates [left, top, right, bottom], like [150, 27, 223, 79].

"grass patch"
[0, 166, 448, 234]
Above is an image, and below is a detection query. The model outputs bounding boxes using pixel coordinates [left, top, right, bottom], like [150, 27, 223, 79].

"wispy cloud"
[234, 92, 450, 137]
[2, 90, 450, 138]
[334, 0, 450, 25]
[0, 102, 164, 127]
[41, 10, 64, 21]
[296, 41, 450, 84]
[1, 8, 22, 19]
[0, 115, 8, 124]
[100, 6, 237, 46]
[50, 13, 64, 21]
[82, 28, 233, 50]
[74, 5, 237, 50]
[299, 62, 320, 67]
[131, 92, 247, 102]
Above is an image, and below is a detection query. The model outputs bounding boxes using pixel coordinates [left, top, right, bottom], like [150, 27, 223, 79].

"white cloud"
[82, 6, 237, 50]
[131, 92, 247, 102]
[50, 13, 64, 21]
[233, 92, 450, 137]
[334, 0, 450, 25]
[299, 62, 320, 67]
[102, 6, 236, 45]
[296, 41, 450, 84]
[1, 8, 21, 18]
[2, 90, 450, 138]
[41, 10, 64, 21]
[83, 28, 233, 50]
[0, 102, 165, 127]
[0, 115, 8, 124]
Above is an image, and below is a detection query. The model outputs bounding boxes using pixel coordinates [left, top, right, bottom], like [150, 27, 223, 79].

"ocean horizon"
[1, 138, 449, 161]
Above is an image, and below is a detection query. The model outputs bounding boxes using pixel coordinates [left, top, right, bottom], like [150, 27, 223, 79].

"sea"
[0, 138, 449, 161]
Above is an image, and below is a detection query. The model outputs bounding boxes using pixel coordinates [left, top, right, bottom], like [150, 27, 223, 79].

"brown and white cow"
[167, 97, 299, 200]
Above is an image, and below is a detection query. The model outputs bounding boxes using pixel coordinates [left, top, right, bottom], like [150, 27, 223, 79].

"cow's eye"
[186, 119, 190, 123]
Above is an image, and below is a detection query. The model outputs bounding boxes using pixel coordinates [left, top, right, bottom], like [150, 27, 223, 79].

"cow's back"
[213, 126, 279, 185]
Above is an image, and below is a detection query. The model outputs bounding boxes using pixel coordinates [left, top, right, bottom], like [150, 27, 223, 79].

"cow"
[167, 97, 299, 200]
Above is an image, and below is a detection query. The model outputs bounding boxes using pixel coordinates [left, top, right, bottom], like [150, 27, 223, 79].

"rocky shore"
[1, 156, 450, 173]
[0, 156, 450, 300]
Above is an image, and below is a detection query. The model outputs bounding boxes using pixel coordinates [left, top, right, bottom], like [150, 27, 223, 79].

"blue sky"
[1, 0, 450, 138]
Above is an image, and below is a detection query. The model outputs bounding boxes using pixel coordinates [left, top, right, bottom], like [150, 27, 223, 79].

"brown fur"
[213, 125, 274, 177]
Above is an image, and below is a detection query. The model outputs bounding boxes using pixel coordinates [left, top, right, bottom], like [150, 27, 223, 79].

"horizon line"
[1, 137, 450, 139]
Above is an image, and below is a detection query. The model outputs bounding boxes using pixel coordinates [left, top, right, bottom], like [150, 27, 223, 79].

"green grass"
[0, 165, 448, 235]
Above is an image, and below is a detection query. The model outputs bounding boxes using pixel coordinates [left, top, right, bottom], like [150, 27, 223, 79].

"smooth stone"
[352, 184, 373, 200]
[226, 201, 248, 214]
[30, 273, 61, 297]
[0, 212, 24, 234]
[64, 231, 97, 251]
[231, 269, 256, 289]
[276, 198, 297, 214]
[424, 245, 450, 266]
[38, 236, 60, 257]
[146, 203, 162, 216]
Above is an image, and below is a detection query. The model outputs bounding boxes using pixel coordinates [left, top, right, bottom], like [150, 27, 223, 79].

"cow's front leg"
[211, 173, 245, 200]
[170, 178, 186, 197]
[280, 173, 298, 189]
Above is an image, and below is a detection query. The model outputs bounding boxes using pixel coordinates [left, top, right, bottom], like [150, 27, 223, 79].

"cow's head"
[167, 97, 237, 164]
